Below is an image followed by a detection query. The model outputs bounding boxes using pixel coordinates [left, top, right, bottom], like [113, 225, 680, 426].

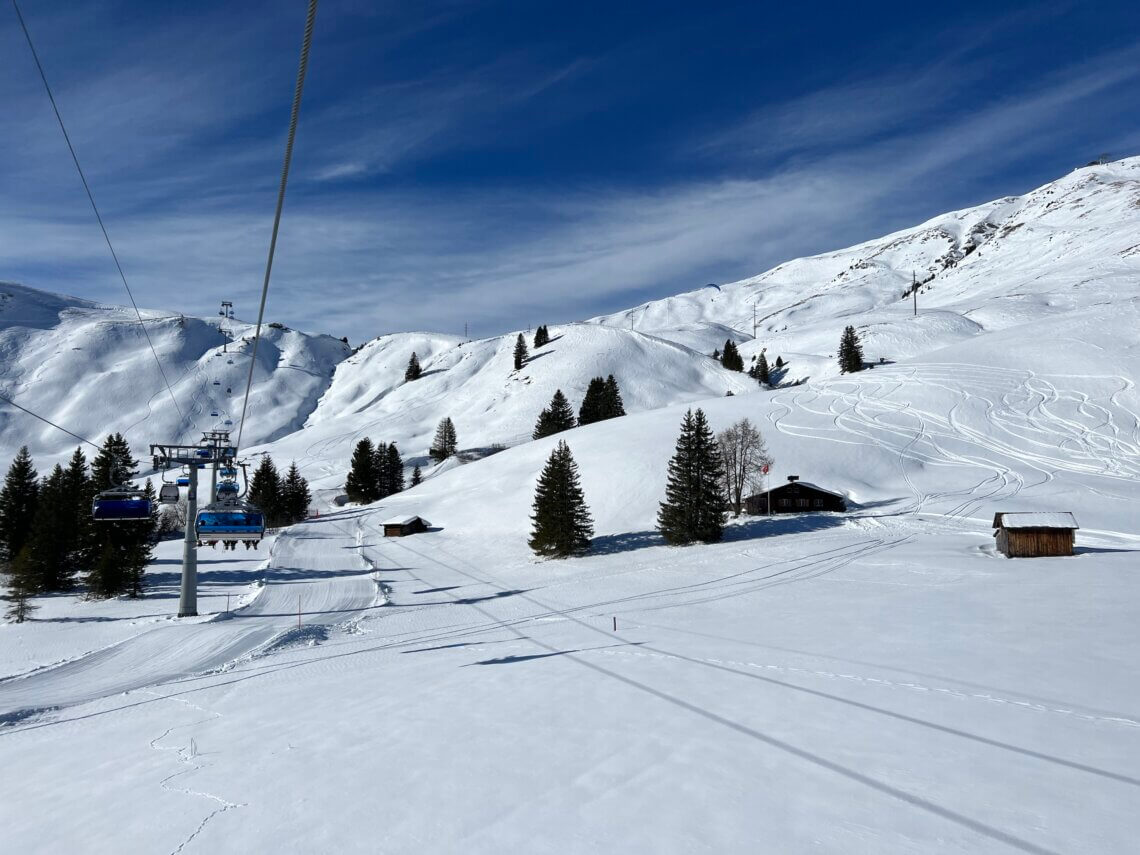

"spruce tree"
[2, 545, 38, 622]
[721, 340, 744, 372]
[513, 334, 529, 370]
[385, 444, 405, 494]
[345, 439, 378, 503]
[838, 325, 865, 373]
[63, 447, 92, 573]
[430, 417, 458, 461]
[657, 409, 728, 545]
[411, 465, 422, 487]
[373, 442, 391, 499]
[249, 455, 282, 523]
[280, 463, 311, 524]
[775, 355, 784, 368]
[404, 352, 422, 382]
[603, 375, 625, 417]
[578, 377, 607, 426]
[533, 389, 576, 439]
[0, 446, 39, 566]
[533, 325, 550, 348]
[528, 441, 593, 558]
[24, 465, 73, 592]
[756, 352, 770, 385]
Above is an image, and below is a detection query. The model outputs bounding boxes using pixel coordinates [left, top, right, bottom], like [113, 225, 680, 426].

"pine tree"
[838, 326, 865, 373]
[712, 348, 720, 361]
[23, 465, 73, 592]
[280, 463, 311, 525]
[657, 409, 728, 545]
[385, 444, 405, 495]
[721, 340, 744, 372]
[372, 442, 391, 499]
[410, 465, 422, 487]
[775, 355, 784, 368]
[603, 375, 625, 417]
[0, 446, 39, 566]
[534, 325, 550, 348]
[578, 377, 608, 426]
[513, 334, 529, 370]
[756, 352, 770, 385]
[404, 352, 422, 382]
[2, 545, 38, 622]
[533, 389, 577, 439]
[63, 447, 92, 573]
[528, 441, 593, 558]
[249, 455, 282, 524]
[345, 439, 378, 503]
[430, 417, 458, 461]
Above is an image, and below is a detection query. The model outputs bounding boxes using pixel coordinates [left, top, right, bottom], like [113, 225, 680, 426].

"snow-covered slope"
[254, 323, 754, 493]
[0, 282, 351, 465]
[2, 160, 1139, 855]
[591, 158, 1140, 379]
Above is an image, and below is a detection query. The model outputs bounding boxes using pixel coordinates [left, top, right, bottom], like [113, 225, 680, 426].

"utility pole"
[210, 459, 218, 505]
[913, 271, 917, 317]
[753, 304, 757, 338]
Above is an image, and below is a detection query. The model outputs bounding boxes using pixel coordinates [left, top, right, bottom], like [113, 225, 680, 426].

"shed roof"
[992, 512, 1078, 530]
[382, 515, 428, 527]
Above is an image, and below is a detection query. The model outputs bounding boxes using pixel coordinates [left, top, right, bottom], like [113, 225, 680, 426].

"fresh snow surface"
[2, 159, 1139, 853]
[996, 513, 1080, 530]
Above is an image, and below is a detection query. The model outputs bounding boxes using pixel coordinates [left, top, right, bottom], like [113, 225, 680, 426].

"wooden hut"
[992, 512, 1078, 557]
[382, 515, 429, 537]
[744, 476, 847, 515]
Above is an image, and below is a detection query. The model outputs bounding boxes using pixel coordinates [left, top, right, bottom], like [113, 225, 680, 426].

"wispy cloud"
[2, 2, 1137, 345]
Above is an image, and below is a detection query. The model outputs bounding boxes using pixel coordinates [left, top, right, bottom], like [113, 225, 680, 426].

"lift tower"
[151, 432, 236, 617]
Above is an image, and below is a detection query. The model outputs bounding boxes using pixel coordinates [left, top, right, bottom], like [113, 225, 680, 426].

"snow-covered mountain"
[591, 157, 1140, 378]
[3, 159, 1139, 855]
[0, 282, 350, 463]
[2, 157, 1138, 491]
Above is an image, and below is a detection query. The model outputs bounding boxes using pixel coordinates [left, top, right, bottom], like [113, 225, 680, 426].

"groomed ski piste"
[2, 160, 1139, 853]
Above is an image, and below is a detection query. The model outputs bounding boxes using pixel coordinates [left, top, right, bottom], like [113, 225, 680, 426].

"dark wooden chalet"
[382, 515, 429, 537]
[744, 476, 847, 515]
[992, 512, 1078, 557]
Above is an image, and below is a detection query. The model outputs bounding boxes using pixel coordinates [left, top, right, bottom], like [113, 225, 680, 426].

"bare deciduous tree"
[717, 418, 773, 516]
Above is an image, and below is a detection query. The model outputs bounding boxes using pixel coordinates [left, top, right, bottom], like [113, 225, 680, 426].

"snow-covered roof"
[752, 481, 845, 500]
[993, 512, 1078, 530]
[382, 515, 428, 526]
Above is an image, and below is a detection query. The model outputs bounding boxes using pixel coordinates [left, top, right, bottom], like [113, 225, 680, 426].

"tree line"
[533, 375, 625, 440]
[0, 440, 312, 621]
[529, 410, 773, 558]
[247, 456, 313, 528]
[0, 436, 153, 620]
[344, 439, 407, 504]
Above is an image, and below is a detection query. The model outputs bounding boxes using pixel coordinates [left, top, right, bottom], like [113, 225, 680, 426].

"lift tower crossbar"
[151, 435, 237, 617]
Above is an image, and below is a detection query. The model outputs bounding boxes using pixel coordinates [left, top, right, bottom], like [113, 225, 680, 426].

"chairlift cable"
[235, 0, 319, 452]
[11, 0, 185, 423]
[0, 391, 100, 450]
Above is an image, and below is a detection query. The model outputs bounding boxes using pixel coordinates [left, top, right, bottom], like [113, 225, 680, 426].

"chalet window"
[779, 498, 789, 508]
[797, 498, 809, 508]
[814, 498, 823, 508]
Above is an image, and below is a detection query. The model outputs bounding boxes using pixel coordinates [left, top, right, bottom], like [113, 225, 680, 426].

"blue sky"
[3, 0, 1139, 343]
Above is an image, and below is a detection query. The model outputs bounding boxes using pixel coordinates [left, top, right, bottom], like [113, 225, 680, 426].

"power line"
[236, 0, 319, 451]
[0, 391, 100, 450]
[11, 0, 185, 423]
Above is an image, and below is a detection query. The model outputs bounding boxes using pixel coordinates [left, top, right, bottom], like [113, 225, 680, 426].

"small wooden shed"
[383, 515, 429, 537]
[744, 476, 847, 515]
[992, 512, 1078, 557]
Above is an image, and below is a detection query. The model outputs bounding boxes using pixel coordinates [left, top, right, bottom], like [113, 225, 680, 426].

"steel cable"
[235, 0, 319, 452]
